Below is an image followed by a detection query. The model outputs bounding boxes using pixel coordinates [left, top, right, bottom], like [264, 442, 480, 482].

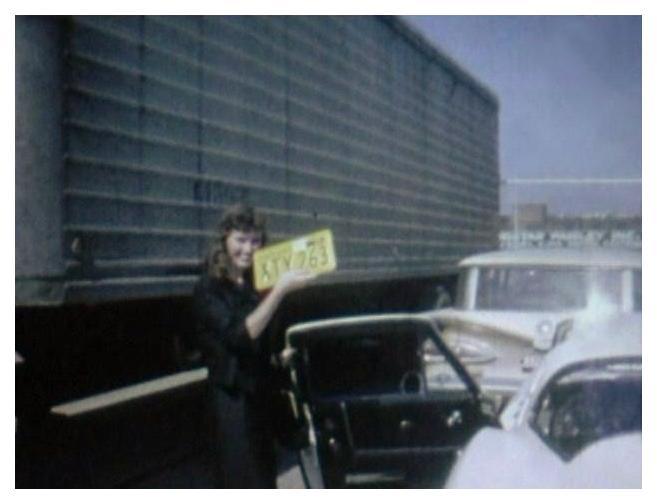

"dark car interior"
[288, 318, 493, 487]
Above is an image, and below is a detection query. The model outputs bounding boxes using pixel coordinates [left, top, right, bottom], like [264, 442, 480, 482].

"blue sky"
[404, 16, 642, 216]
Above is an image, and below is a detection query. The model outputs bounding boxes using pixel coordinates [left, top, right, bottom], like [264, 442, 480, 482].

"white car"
[445, 316, 641, 488]
[430, 248, 641, 402]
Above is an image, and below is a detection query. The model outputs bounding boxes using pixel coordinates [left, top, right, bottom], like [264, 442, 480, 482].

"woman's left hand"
[270, 347, 296, 368]
[279, 347, 297, 367]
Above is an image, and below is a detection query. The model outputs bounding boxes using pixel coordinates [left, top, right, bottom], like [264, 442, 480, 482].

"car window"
[423, 338, 469, 394]
[532, 358, 641, 460]
[302, 331, 420, 397]
[475, 267, 588, 311]
[589, 268, 623, 309]
[455, 270, 469, 309]
[633, 269, 642, 312]
[298, 324, 470, 398]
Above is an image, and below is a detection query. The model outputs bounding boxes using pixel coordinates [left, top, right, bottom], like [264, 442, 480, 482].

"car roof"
[529, 315, 641, 392]
[459, 248, 641, 268]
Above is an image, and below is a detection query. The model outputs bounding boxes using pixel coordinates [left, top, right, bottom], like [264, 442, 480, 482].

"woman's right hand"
[246, 269, 316, 341]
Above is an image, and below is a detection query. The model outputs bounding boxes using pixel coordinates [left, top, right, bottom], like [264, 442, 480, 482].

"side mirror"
[533, 318, 574, 352]
[553, 319, 574, 346]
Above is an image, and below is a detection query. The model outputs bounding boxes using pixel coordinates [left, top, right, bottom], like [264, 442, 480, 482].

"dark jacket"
[193, 273, 271, 394]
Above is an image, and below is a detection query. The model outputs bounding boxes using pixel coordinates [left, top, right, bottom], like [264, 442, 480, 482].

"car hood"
[562, 433, 641, 488]
[430, 308, 641, 342]
[445, 426, 564, 488]
[431, 308, 575, 345]
[446, 427, 641, 488]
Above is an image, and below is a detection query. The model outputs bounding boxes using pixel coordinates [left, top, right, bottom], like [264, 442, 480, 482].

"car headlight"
[533, 319, 555, 351]
[422, 335, 496, 364]
[453, 336, 497, 364]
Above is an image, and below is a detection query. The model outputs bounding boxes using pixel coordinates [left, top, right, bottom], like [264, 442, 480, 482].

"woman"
[194, 204, 313, 488]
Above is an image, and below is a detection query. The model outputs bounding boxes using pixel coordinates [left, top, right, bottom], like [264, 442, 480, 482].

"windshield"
[532, 358, 641, 460]
[474, 266, 623, 312]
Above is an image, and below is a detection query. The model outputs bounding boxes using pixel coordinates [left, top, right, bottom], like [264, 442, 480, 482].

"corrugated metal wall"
[61, 15, 499, 302]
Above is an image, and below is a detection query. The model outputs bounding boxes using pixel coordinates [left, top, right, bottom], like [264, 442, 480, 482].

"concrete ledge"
[51, 367, 208, 417]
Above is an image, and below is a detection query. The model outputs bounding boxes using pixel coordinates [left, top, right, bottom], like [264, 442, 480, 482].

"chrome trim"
[340, 401, 355, 451]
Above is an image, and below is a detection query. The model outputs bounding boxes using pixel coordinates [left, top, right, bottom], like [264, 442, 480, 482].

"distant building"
[500, 206, 641, 250]
[500, 229, 641, 250]
[515, 203, 548, 230]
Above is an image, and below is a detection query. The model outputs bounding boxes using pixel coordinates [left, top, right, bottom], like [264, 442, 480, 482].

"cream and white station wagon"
[428, 248, 641, 403]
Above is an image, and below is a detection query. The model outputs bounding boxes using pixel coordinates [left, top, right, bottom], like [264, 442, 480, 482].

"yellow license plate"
[253, 229, 337, 291]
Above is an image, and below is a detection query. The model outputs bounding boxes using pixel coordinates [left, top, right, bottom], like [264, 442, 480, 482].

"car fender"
[561, 433, 641, 488]
[445, 426, 563, 488]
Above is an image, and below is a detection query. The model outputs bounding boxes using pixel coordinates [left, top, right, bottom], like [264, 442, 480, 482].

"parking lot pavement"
[277, 465, 305, 488]
[122, 447, 304, 488]
[276, 449, 306, 489]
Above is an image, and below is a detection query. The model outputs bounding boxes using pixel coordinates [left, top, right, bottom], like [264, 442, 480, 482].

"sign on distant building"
[517, 203, 548, 230]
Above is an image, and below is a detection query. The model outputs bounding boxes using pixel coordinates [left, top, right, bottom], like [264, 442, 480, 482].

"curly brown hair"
[206, 204, 268, 279]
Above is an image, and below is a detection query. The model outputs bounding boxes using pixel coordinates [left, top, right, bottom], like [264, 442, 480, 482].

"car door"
[285, 314, 494, 488]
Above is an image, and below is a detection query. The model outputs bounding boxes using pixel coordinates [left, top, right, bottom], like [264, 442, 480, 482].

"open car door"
[284, 314, 495, 488]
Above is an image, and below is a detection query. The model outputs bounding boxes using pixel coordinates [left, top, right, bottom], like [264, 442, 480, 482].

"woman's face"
[225, 229, 263, 273]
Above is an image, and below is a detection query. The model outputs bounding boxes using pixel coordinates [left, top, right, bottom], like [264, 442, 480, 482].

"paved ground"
[125, 447, 305, 488]
[16, 382, 308, 489]
[276, 454, 306, 489]
[16, 379, 450, 489]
